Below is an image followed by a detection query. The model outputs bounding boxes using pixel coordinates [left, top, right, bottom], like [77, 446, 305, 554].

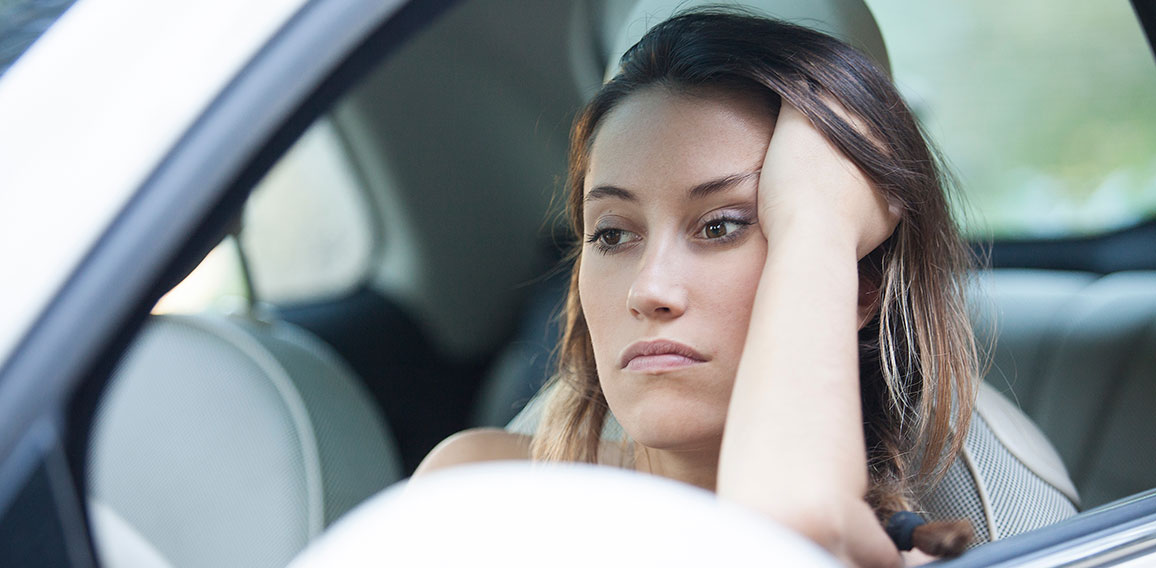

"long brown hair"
[533, 7, 979, 537]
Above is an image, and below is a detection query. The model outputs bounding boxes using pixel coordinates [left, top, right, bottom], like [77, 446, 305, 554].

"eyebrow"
[585, 170, 760, 204]
[584, 184, 637, 203]
[687, 170, 760, 200]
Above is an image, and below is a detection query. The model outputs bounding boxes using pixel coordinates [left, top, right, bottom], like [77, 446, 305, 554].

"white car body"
[0, 0, 308, 366]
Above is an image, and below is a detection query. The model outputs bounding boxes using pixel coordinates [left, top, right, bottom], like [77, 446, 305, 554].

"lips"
[619, 339, 708, 372]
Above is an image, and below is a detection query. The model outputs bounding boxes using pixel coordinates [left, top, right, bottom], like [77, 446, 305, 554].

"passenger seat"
[87, 313, 403, 568]
[975, 269, 1156, 508]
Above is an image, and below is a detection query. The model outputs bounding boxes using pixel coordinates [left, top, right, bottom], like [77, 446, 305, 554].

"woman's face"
[579, 87, 775, 451]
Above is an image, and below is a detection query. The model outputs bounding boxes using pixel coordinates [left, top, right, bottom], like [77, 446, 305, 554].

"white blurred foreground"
[290, 462, 840, 567]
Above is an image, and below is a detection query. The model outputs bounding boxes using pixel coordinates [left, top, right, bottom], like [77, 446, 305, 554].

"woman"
[417, 9, 979, 567]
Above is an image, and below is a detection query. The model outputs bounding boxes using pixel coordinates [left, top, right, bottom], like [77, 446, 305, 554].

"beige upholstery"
[973, 381, 1079, 503]
[917, 383, 1078, 544]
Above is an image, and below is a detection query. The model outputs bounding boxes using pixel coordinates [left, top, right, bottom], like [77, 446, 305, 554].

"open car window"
[155, 117, 376, 315]
[868, 0, 1156, 239]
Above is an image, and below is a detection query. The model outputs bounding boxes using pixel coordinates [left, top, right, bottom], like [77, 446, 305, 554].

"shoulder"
[413, 428, 532, 477]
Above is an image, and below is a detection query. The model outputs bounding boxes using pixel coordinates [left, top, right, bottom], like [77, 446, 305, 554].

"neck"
[633, 441, 721, 492]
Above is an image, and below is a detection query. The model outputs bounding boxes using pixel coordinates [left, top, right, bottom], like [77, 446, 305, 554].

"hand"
[758, 101, 900, 259]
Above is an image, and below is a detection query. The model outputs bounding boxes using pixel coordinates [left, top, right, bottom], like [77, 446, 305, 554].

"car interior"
[75, 0, 1156, 566]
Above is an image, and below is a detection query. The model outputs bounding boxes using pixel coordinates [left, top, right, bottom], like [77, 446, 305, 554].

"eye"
[700, 219, 741, 239]
[586, 227, 640, 253]
[692, 212, 755, 245]
[600, 229, 626, 246]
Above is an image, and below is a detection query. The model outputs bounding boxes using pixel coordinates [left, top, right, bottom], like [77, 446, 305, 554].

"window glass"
[867, 0, 1156, 238]
[241, 118, 375, 303]
[151, 237, 247, 315]
[154, 117, 375, 314]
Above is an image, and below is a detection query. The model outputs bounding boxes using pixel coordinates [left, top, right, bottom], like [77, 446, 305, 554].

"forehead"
[586, 87, 776, 194]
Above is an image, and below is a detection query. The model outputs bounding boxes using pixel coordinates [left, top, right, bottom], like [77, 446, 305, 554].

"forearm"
[718, 219, 865, 500]
[717, 220, 894, 565]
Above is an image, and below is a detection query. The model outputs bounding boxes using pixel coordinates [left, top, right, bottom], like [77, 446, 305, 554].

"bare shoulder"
[413, 428, 532, 477]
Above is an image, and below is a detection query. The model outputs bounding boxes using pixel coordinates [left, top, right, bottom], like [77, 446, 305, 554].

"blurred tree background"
[868, 0, 1156, 238]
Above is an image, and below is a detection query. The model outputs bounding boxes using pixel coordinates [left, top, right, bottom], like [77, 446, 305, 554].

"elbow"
[718, 472, 897, 566]
[720, 489, 844, 545]
[719, 481, 863, 548]
[763, 497, 849, 552]
[784, 475, 871, 550]
[741, 495, 899, 568]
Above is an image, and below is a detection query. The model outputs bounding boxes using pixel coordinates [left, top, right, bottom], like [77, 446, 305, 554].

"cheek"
[700, 242, 766, 360]
[577, 254, 628, 361]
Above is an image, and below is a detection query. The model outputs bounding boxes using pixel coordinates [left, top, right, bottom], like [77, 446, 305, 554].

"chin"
[609, 394, 727, 451]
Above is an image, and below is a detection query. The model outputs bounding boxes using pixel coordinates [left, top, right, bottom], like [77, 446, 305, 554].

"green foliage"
[868, 0, 1156, 238]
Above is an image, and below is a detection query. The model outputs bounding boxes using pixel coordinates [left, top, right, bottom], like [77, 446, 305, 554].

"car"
[1, 0, 1154, 566]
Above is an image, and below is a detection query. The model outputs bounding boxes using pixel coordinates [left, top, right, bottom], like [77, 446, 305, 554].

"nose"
[627, 246, 688, 320]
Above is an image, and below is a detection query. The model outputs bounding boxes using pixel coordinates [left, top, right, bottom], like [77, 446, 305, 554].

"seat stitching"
[960, 427, 999, 541]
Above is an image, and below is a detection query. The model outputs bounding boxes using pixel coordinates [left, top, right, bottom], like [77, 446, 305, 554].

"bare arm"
[716, 103, 900, 568]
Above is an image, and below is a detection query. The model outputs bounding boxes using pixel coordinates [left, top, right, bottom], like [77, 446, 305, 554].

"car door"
[0, 0, 451, 563]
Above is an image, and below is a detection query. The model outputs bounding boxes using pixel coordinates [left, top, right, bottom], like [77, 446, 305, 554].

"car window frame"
[0, 0, 458, 562]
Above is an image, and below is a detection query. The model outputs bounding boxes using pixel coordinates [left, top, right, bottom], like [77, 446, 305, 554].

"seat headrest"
[602, 0, 891, 82]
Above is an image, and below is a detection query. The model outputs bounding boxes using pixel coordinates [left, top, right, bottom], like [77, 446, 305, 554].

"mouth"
[619, 339, 708, 373]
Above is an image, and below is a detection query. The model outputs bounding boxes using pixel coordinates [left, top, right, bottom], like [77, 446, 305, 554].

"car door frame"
[0, 0, 458, 563]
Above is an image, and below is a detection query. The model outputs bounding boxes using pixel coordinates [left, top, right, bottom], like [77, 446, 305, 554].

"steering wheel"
[289, 462, 841, 566]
